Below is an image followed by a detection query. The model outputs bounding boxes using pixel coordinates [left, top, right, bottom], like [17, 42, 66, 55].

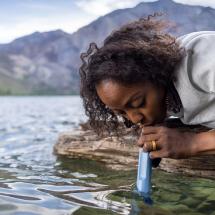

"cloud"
[0, 15, 93, 43]
[0, 0, 98, 43]
[174, 0, 215, 8]
[75, 0, 215, 16]
[75, 0, 156, 16]
[1, 0, 215, 43]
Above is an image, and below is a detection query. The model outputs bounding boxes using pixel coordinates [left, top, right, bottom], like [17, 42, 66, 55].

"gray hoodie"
[172, 31, 215, 128]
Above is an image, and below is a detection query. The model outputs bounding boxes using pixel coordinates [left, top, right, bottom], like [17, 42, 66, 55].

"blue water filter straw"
[136, 148, 153, 204]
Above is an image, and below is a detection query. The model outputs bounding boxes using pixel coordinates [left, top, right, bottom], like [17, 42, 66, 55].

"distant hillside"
[1, 0, 215, 95]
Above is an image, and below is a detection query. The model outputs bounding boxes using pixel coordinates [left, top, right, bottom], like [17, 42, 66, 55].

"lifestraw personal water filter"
[136, 148, 152, 195]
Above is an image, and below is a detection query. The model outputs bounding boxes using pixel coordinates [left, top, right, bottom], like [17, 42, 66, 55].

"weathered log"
[54, 118, 215, 179]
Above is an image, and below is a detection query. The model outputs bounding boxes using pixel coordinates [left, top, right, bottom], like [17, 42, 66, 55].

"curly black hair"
[79, 13, 184, 135]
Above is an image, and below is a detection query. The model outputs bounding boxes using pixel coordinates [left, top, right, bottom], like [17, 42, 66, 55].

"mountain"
[0, 30, 78, 95]
[1, 0, 215, 95]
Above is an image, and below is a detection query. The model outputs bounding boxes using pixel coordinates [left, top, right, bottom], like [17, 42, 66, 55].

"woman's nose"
[126, 109, 144, 124]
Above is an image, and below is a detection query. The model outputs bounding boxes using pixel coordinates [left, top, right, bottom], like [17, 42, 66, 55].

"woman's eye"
[139, 98, 146, 107]
[133, 98, 146, 108]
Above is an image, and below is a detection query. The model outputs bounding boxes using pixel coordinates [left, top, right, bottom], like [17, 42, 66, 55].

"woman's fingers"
[142, 140, 161, 152]
[137, 133, 160, 147]
[142, 141, 153, 152]
[149, 149, 166, 159]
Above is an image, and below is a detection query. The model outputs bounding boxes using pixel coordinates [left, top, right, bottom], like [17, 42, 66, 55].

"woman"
[79, 15, 215, 161]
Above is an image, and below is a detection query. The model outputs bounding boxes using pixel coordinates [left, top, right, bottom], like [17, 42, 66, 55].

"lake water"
[0, 96, 214, 215]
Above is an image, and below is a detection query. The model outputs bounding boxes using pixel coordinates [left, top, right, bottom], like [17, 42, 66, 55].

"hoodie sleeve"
[179, 32, 215, 94]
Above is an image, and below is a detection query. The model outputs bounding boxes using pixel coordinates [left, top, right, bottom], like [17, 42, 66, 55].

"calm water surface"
[0, 96, 214, 215]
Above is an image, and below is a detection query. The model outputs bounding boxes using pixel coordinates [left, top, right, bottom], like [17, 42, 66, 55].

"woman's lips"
[139, 117, 162, 126]
[144, 119, 161, 126]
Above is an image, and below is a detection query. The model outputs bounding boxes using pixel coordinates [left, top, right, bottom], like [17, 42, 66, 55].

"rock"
[162, 203, 192, 214]
[54, 127, 138, 170]
[180, 197, 202, 208]
[54, 118, 215, 178]
[159, 156, 215, 179]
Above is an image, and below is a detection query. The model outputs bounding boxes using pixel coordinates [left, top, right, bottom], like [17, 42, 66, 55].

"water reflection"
[0, 96, 214, 214]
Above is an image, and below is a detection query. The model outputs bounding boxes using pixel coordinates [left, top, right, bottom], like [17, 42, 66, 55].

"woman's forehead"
[96, 80, 144, 109]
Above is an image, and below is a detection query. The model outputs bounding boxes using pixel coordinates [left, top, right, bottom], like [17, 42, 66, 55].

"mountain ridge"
[1, 0, 215, 95]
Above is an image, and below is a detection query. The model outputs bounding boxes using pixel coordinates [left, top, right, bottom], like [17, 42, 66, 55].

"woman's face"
[96, 79, 167, 126]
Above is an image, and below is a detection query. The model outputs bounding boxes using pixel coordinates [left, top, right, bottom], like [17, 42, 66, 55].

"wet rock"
[159, 157, 215, 179]
[158, 191, 181, 202]
[179, 213, 203, 215]
[54, 127, 138, 170]
[180, 197, 202, 208]
[54, 118, 215, 178]
[197, 201, 215, 214]
[190, 187, 214, 198]
[163, 203, 192, 213]
[207, 192, 215, 201]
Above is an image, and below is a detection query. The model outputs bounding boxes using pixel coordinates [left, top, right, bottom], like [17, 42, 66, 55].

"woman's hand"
[137, 125, 198, 159]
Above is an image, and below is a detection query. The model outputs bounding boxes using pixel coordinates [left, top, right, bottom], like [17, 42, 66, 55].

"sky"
[0, 0, 215, 43]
